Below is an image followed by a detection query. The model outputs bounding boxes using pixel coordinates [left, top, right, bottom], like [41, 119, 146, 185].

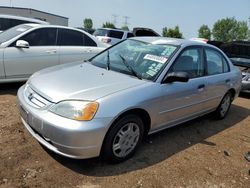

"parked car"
[18, 37, 241, 163]
[0, 14, 48, 32]
[0, 24, 105, 83]
[93, 27, 160, 46]
[210, 41, 250, 92]
[93, 28, 134, 46]
[230, 57, 250, 92]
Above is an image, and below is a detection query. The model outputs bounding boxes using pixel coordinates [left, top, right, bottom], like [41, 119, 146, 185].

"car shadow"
[45, 103, 250, 177]
[0, 82, 25, 95]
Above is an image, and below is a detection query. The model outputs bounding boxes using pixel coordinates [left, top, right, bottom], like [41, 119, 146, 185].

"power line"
[112, 14, 118, 26]
[123, 16, 130, 26]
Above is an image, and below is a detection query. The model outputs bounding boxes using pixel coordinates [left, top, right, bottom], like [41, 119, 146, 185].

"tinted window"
[84, 34, 97, 46]
[109, 30, 124, 39]
[19, 28, 57, 46]
[0, 18, 41, 31]
[0, 18, 26, 31]
[58, 29, 83, 46]
[58, 28, 97, 46]
[127, 32, 134, 38]
[170, 47, 204, 78]
[205, 48, 229, 75]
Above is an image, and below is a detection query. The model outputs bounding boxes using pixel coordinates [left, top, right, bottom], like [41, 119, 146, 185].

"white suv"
[93, 27, 160, 46]
[93, 28, 134, 46]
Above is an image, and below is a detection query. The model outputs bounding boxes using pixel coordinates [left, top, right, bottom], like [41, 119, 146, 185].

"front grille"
[24, 85, 51, 108]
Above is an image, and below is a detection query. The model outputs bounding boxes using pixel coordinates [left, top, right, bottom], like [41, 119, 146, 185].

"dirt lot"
[0, 82, 250, 188]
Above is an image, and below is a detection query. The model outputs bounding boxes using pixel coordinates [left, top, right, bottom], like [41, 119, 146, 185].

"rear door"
[4, 28, 59, 78]
[203, 47, 231, 109]
[57, 28, 100, 64]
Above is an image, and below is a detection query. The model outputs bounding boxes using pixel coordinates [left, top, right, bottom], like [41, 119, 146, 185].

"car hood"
[28, 62, 146, 103]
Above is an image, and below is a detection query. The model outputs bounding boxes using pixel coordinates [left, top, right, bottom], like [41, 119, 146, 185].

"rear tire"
[102, 114, 144, 163]
[215, 92, 232, 119]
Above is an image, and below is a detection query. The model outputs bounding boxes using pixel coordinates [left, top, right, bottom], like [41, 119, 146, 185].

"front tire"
[102, 114, 144, 163]
[215, 92, 232, 119]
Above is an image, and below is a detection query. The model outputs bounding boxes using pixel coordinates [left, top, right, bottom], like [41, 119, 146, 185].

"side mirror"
[16, 40, 29, 48]
[162, 72, 189, 83]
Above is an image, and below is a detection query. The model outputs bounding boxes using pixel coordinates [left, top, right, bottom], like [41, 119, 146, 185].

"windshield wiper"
[106, 50, 110, 70]
[119, 54, 142, 80]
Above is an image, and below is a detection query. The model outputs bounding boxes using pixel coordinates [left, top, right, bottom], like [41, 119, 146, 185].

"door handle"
[46, 49, 57, 54]
[84, 48, 93, 53]
[225, 79, 230, 83]
[197, 84, 205, 89]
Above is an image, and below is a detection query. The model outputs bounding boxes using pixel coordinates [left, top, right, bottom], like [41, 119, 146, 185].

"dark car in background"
[208, 41, 250, 92]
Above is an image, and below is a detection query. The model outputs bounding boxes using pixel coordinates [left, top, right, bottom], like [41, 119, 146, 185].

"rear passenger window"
[84, 34, 97, 47]
[58, 29, 97, 46]
[108, 30, 124, 39]
[19, 28, 57, 46]
[205, 48, 229, 75]
[58, 29, 83, 46]
[169, 47, 204, 78]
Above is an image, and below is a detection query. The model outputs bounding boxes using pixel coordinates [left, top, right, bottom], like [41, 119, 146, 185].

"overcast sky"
[0, 0, 249, 38]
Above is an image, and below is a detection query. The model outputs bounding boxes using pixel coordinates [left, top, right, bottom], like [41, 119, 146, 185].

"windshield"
[91, 39, 178, 81]
[0, 24, 32, 44]
[93, 29, 108, 37]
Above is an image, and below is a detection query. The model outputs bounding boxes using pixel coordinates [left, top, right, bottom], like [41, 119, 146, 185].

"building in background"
[0, 6, 68, 26]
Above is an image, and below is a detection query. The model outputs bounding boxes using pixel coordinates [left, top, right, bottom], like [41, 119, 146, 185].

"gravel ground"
[0, 82, 250, 188]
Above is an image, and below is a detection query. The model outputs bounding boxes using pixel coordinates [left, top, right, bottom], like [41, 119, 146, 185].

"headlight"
[50, 101, 99, 121]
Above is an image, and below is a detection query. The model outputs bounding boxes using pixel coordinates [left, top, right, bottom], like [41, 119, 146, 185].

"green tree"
[102, 22, 116, 29]
[212, 17, 249, 42]
[162, 27, 168, 37]
[121, 25, 129, 31]
[162, 26, 183, 38]
[198, 24, 211, 40]
[83, 18, 93, 29]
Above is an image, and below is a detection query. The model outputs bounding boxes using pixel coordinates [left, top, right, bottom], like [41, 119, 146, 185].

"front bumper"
[17, 85, 112, 159]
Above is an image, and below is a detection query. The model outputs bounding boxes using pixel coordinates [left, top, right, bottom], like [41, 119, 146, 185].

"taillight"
[101, 38, 112, 43]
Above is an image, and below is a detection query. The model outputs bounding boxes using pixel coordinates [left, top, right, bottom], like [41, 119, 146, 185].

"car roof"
[0, 14, 49, 24]
[21, 23, 105, 47]
[23, 23, 97, 34]
[131, 37, 217, 47]
[96, 28, 131, 33]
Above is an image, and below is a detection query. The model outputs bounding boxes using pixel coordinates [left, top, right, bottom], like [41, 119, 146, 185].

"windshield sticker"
[161, 46, 177, 56]
[16, 28, 28, 32]
[146, 63, 164, 77]
[144, 54, 168, 64]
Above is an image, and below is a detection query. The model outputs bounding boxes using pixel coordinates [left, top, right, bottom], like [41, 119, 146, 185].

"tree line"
[83, 17, 250, 42]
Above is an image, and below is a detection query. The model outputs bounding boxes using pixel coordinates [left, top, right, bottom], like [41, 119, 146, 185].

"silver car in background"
[0, 14, 49, 33]
[0, 24, 105, 83]
[18, 37, 242, 163]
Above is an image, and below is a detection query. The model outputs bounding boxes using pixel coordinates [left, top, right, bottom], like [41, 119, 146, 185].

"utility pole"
[112, 14, 118, 26]
[10, 0, 12, 7]
[123, 16, 130, 27]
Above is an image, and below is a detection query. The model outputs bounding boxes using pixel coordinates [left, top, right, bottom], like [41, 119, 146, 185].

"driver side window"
[169, 47, 204, 79]
[17, 28, 57, 46]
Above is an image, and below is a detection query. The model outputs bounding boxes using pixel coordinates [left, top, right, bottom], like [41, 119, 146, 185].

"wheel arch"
[100, 108, 151, 155]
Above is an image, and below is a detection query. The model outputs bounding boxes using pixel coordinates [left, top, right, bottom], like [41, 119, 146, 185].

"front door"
[4, 28, 59, 79]
[153, 47, 208, 131]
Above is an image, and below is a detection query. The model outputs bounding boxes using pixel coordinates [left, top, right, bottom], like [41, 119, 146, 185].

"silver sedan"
[17, 37, 242, 163]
